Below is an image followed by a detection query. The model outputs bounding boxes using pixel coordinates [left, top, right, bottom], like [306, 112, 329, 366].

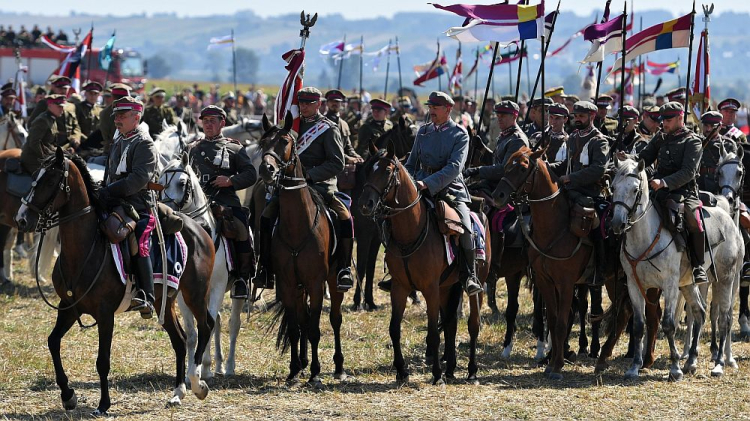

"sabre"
[699, 206, 719, 285]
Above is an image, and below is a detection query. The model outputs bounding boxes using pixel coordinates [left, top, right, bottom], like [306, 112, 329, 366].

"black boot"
[133, 256, 155, 319]
[689, 230, 708, 284]
[336, 237, 354, 293]
[742, 261, 750, 287]
[459, 248, 482, 297]
[252, 217, 274, 290]
[231, 252, 252, 299]
[587, 233, 607, 286]
[378, 277, 392, 292]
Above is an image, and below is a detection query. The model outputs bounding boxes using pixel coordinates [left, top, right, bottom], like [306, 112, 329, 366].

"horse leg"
[352, 238, 365, 311]
[424, 286, 443, 385]
[162, 298, 188, 407]
[624, 282, 647, 379]
[225, 296, 244, 375]
[205, 253, 229, 378]
[328, 280, 347, 380]
[284, 296, 303, 385]
[389, 282, 410, 384]
[364, 238, 380, 310]
[179, 284, 214, 400]
[92, 313, 115, 416]
[532, 285, 547, 362]
[680, 283, 706, 376]
[550, 284, 574, 379]
[467, 288, 482, 384]
[306, 284, 324, 387]
[487, 271, 500, 316]
[48, 309, 78, 410]
[442, 283, 461, 381]
[595, 297, 633, 374]
[575, 285, 589, 357]
[501, 273, 520, 359]
[642, 289, 662, 369]
[589, 285, 603, 359]
[739, 286, 750, 340]
[177, 294, 198, 385]
[662, 283, 686, 381]
[0, 225, 11, 284]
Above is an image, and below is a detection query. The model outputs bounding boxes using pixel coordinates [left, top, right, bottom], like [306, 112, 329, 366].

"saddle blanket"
[219, 235, 235, 272]
[112, 232, 188, 291]
[445, 211, 487, 265]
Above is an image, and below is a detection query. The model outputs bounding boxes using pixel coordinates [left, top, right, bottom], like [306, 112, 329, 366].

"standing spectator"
[55, 29, 68, 44]
[17, 26, 31, 47]
[6, 26, 16, 45]
[31, 25, 42, 44]
[0, 26, 6, 46]
[253, 89, 267, 116]
[45, 26, 54, 40]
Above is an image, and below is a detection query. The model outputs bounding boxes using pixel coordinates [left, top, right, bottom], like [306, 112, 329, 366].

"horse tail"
[595, 281, 632, 336]
[262, 299, 292, 354]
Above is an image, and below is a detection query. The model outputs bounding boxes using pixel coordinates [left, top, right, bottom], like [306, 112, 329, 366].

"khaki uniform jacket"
[479, 124, 529, 182]
[595, 116, 618, 137]
[29, 99, 82, 146]
[325, 111, 360, 159]
[721, 124, 747, 144]
[104, 125, 158, 212]
[99, 103, 116, 154]
[189, 136, 257, 208]
[698, 135, 737, 193]
[343, 109, 362, 148]
[357, 118, 393, 158]
[532, 128, 568, 163]
[142, 104, 176, 139]
[637, 127, 702, 197]
[21, 111, 59, 174]
[550, 126, 609, 198]
[298, 114, 345, 198]
[75, 101, 101, 140]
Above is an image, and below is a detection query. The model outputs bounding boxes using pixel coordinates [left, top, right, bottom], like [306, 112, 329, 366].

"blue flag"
[99, 32, 116, 71]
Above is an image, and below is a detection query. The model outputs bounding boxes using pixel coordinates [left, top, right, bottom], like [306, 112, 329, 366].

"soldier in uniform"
[545, 86, 566, 105]
[593, 95, 618, 137]
[102, 89, 114, 107]
[614, 105, 647, 154]
[523, 97, 552, 138]
[697, 110, 737, 193]
[401, 91, 482, 296]
[390, 96, 415, 127]
[75, 81, 102, 144]
[21, 95, 66, 174]
[28, 75, 82, 151]
[173, 94, 196, 131]
[98, 96, 159, 318]
[324, 89, 363, 164]
[621, 102, 708, 284]
[536, 103, 569, 163]
[95, 83, 131, 165]
[344, 95, 363, 151]
[479, 97, 500, 149]
[718, 98, 748, 144]
[254, 87, 354, 292]
[550, 101, 610, 286]
[638, 105, 662, 141]
[221, 92, 239, 126]
[142, 87, 176, 139]
[0, 84, 17, 117]
[189, 105, 257, 299]
[357, 99, 393, 158]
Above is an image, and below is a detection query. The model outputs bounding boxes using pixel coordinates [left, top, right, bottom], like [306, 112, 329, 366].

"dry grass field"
[1, 254, 750, 420]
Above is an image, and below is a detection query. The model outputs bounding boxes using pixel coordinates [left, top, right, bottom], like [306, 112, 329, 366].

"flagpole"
[384, 38, 392, 99]
[524, 0, 561, 124]
[701, 4, 713, 114]
[593, 0, 612, 103]
[540, 34, 546, 150]
[475, 42, 500, 142]
[457, 41, 462, 97]
[473, 47, 479, 99]
[508, 48, 513, 94]
[683, 0, 696, 123]
[359, 35, 364, 98]
[525, 53, 531, 97]
[514, 40, 525, 102]
[86, 22, 94, 82]
[437, 39, 442, 91]
[231, 28, 238, 95]
[616, 2, 628, 154]
[396, 36, 403, 96]
[104, 30, 115, 87]
[638, 16, 644, 108]
[337, 34, 347, 90]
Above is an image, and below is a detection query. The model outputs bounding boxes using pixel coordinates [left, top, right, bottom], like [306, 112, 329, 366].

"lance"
[540, 33, 547, 152]
[701, 3, 714, 115]
[86, 22, 94, 83]
[473, 47, 479, 99]
[437, 38, 442, 91]
[638, 16, 644, 108]
[507, 48, 513, 94]
[683, 0, 696, 123]
[384, 39, 392, 99]
[231, 28, 238, 95]
[359, 35, 364, 98]
[525, 51, 531, 97]
[457, 40, 462, 97]
[615, 2, 628, 155]
[474, 42, 500, 143]
[396, 36, 403, 96]
[524, 0, 561, 124]
[337, 34, 347, 90]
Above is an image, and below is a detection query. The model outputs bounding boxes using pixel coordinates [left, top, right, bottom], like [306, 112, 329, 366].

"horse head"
[259, 111, 295, 184]
[159, 151, 200, 213]
[610, 155, 647, 235]
[0, 114, 28, 150]
[717, 146, 745, 204]
[358, 140, 408, 217]
[491, 146, 545, 207]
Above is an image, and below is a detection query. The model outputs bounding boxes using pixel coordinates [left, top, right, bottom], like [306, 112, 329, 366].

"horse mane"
[41, 153, 104, 212]
[611, 158, 642, 184]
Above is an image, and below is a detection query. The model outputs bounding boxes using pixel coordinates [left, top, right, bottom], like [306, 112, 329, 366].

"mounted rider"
[254, 86, 355, 293]
[75, 81, 103, 155]
[94, 83, 131, 165]
[98, 96, 159, 318]
[620, 102, 708, 284]
[324, 89, 363, 164]
[593, 95, 618, 137]
[142, 87, 176, 140]
[523, 97, 552, 138]
[532, 103, 569, 163]
[403, 91, 482, 296]
[0, 84, 18, 118]
[698, 110, 737, 193]
[614, 106, 647, 154]
[189, 105, 258, 299]
[718, 98, 748, 144]
[28, 75, 82, 152]
[21, 94, 67, 174]
[357, 98, 393, 158]
[549, 100, 610, 287]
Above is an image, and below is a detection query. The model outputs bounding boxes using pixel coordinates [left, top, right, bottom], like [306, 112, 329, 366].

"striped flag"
[274, 49, 305, 132]
[433, 2, 545, 46]
[493, 44, 526, 66]
[207, 34, 234, 51]
[48, 29, 92, 93]
[581, 13, 627, 63]
[449, 48, 463, 95]
[14, 65, 28, 118]
[40, 35, 75, 53]
[319, 40, 345, 56]
[647, 59, 679, 75]
[692, 30, 710, 112]
[413, 54, 449, 87]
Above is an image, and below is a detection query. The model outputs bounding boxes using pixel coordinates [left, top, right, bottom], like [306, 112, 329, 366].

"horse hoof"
[91, 409, 108, 417]
[432, 376, 445, 386]
[594, 362, 609, 374]
[711, 365, 724, 377]
[365, 302, 379, 312]
[286, 376, 301, 387]
[727, 358, 738, 369]
[307, 377, 324, 390]
[668, 370, 684, 382]
[543, 365, 552, 375]
[194, 381, 209, 400]
[501, 343, 513, 359]
[588, 349, 600, 359]
[547, 372, 563, 381]
[467, 374, 480, 386]
[201, 369, 214, 380]
[396, 375, 409, 386]
[350, 303, 362, 312]
[62, 391, 77, 410]
[683, 364, 698, 376]
[333, 371, 348, 381]
[167, 396, 182, 407]
[564, 351, 577, 363]
[624, 368, 639, 379]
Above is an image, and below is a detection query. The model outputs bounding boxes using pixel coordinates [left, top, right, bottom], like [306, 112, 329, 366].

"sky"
[0, 0, 742, 19]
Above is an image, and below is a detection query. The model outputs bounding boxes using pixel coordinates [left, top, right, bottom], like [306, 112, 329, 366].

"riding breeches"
[455, 201, 474, 250]
[683, 195, 704, 235]
[229, 206, 252, 254]
[135, 211, 156, 258]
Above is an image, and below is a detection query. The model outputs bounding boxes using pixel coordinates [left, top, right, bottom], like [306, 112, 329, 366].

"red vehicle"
[0, 46, 147, 92]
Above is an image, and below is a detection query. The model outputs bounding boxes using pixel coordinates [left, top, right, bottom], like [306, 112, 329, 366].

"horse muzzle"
[15, 207, 37, 233]
[492, 187, 512, 208]
[259, 161, 277, 184]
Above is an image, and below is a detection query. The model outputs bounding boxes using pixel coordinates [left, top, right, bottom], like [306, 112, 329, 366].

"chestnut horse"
[15, 149, 215, 414]
[359, 141, 491, 384]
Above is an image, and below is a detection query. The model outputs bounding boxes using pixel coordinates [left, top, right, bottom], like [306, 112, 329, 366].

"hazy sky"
[1, 0, 740, 19]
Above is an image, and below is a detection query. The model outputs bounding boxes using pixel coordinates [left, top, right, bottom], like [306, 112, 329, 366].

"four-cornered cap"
[493, 100, 519, 115]
[701, 110, 723, 125]
[659, 101, 684, 119]
[109, 83, 131, 98]
[666, 87, 687, 101]
[112, 96, 144, 113]
[298, 87, 322, 103]
[424, 91, 454, 107]
[719, 98, 741, 111]
[573, 101, 598, 114]
[594, 95, 613, 109]
[82, 81, 103, 92]
[370, 98, 391, 111]
[548, 103, 569, 117]
[619, 105, 640, 120]
[45, 94, 66, 105]
[531, 97, 553, 108]
[199, 105, 227, 120]
[324, 89, 346, 102]
[149, 87, 166, 97]
[49, 75, 71, 88]
[544, 86, 565, 98]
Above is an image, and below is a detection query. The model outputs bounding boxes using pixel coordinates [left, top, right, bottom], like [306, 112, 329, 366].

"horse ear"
[283, 111, 294, 131]
[55, 146, 65, 165]
[637, 159, 645, 173]
[181, 150, 190, 167]
[262, 113, 272, 132]
[162, 119, 169, 132]
[368, 140, 379, 156]
[386, 139, 395, 158]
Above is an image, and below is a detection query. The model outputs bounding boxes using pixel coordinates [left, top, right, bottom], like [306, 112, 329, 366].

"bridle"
[717, 157, 744, 203]
[160, 162, 204, 217]
[500, 154, 561, 204]
[262, 131, 308, 191]
[612, 171, 652, 232]
[1, 116, 24, 149]
[362, 156, 421, 219]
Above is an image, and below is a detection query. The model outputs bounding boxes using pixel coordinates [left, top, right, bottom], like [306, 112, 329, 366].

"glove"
[463, 167, 480, 178]
[97, 187, 119, 208]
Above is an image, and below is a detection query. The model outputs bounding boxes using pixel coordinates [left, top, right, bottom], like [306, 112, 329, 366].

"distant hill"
[2, 8, 749, 101]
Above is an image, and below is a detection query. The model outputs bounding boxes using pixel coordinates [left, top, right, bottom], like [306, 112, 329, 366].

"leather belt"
[699, 167, 716, 176]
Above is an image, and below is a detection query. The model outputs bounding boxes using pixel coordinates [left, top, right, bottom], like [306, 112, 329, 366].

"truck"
[0, 46, 147, 92]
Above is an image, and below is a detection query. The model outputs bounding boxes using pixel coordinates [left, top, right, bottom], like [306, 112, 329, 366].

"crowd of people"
[0, 25, 70, 47]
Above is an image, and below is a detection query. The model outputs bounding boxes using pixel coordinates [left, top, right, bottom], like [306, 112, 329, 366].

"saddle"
[337, 163, 357, 191]
[436, 200, 465, 237]
[211, 203, 249, 242]
[740, 202, 750, 231]
[101, 203, 184, 247]
[569, 202, 599, 239]
[3, 157, 33, 198]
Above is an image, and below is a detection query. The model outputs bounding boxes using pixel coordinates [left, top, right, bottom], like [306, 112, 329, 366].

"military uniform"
[75, 100, 101, 141]
[343, 104, 362, 149]
[22, 109, 59, 174]
[595, 115, 618, 137]
[357, 117, 393, 157]
[142, 103, 176, 139]
[478, 123, 529, 184]
[698, 111, 738, 193]
[29, 98, 82, 147]
[98, 83, 132, 157]
[223, 105, 239, 126]
[326, 111, 361, 161]
[535, 127, 568, 163]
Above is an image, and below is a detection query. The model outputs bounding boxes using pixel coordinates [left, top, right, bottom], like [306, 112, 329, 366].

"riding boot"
[743, 244, 750, 287]
[378, 277, 392, 292]
[336, 218, 355, 292]
[459, 248, 483, 296]
[252, 216, 274, 289]
[587, 234, 607, 287]
[133, 256, 155, 319]
[230, 251, 252, 299]
[689, 230, 708, 285]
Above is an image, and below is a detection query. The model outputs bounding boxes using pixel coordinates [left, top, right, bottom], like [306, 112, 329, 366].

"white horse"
[611, 157, 743, 379]
[0, 114, 27, 151]
[154, 120, 194, 167]
[221, 116, 263, 144]
[159, 153, 244, 380]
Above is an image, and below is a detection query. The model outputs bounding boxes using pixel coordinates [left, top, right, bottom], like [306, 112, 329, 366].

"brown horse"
[15, 149, 215, 415]
[359, 141, 491, 384]
[492, 147, 592, 380]
[0, 148, 25, 283]
[258, 113, 346, 386]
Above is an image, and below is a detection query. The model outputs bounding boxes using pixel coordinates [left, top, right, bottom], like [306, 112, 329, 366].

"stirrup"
[378, 278, 392, 292]
[692, 266, 709, 285]
[252, 268, 274, 290]
[337, 268, 353, 293]
[464, 276, 482, 297]
[230, 278, 249, 299]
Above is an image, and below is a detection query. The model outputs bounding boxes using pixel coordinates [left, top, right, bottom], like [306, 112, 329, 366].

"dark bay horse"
[15, 149, 215, 414]
[359, 141, 491, 384]
[259, 113, 346, 386]
[350, 116, 415, 310]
